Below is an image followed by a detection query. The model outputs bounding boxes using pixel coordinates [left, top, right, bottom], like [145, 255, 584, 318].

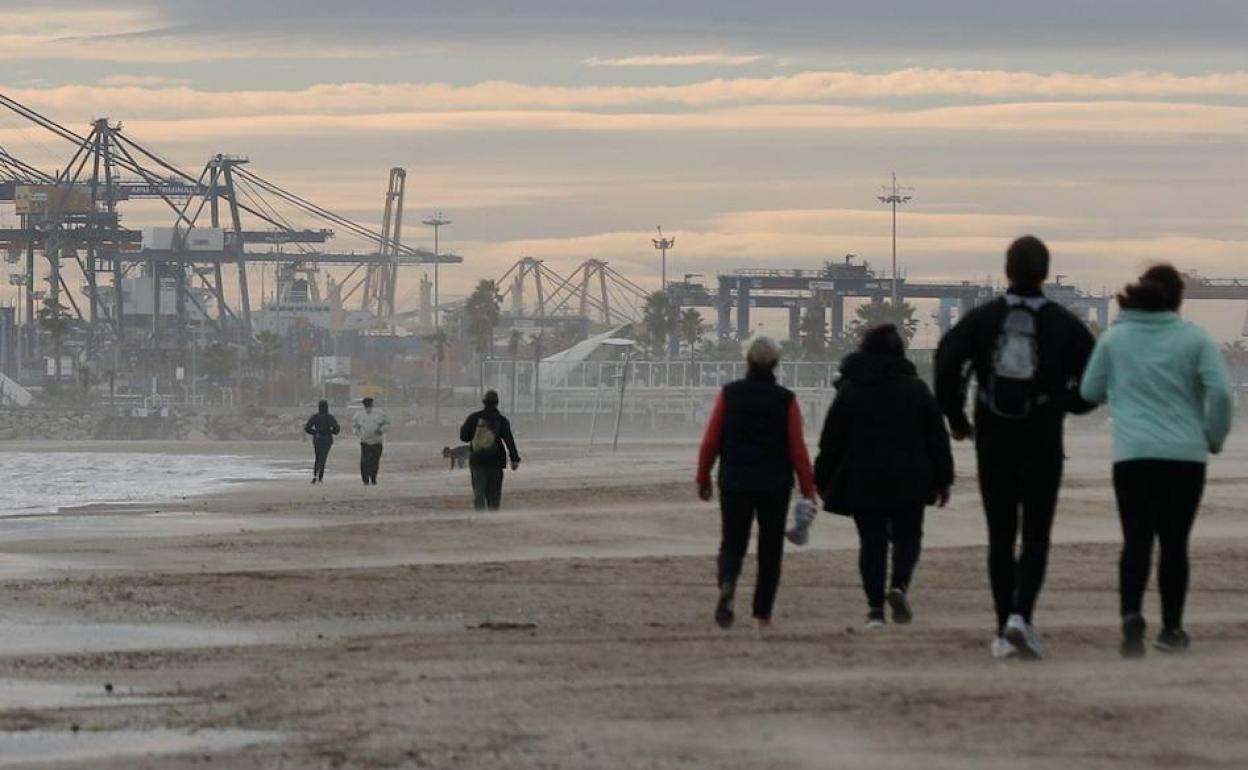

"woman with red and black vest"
[697, 337, 817, 629]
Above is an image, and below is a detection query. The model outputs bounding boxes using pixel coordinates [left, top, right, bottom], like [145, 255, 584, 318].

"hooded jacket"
[304, 405, 340, 444]
[815, 352, 954, 515]
[1080, 309, 1232, 463]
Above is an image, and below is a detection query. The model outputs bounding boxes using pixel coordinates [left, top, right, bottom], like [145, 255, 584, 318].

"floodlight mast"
[422, 211, 452, 329]
[877, 172, 913, 306]
[652, 226, 675, 291]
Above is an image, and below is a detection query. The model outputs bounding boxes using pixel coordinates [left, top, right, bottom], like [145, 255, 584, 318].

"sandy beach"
[0, 429, 1246, 768]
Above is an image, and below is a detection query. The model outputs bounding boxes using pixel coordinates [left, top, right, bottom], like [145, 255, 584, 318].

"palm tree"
[202, 342, 236, 384]
[529, 330, 546, 414]
[851, 299, 920, 343]
[465, 280, 501, 356]
[36, 296, 71, 383]
[679, 308, 706, 387]
[426, 328, 449, 424]
[679, 308, 706, 360]
[799, 305, 827, 360]
[252, 331, 282, 405]
[465, 279, 502, 384]
[507, 328, 525, 408]
[642, 291, 678, 359]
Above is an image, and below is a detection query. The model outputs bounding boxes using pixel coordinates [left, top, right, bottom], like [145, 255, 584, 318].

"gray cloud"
[25, 0, 1248, 53]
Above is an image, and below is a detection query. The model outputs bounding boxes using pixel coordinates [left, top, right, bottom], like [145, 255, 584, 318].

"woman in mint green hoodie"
[1080, 264, 1233, 658]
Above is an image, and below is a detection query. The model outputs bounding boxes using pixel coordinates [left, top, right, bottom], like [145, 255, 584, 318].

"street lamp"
[652, 226, 675, 291]
[421, 211, 452, 329]
[877, 172, 913, 306]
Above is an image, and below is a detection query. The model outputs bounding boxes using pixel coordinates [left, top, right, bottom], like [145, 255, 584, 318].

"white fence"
[481, 359, 843, 429]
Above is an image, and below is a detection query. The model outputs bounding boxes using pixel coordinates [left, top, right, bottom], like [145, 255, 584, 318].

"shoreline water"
[0, 447, 305, 518]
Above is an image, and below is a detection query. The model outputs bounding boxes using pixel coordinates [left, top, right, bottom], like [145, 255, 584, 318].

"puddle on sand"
[0, 617, 437, 656]
[0, 679, 189, 709]
[0, 621, 276, 656]
[0, 729, 284, 766]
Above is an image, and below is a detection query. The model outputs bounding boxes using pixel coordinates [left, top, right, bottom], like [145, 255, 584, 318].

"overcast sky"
[1, 1, 1246, 337]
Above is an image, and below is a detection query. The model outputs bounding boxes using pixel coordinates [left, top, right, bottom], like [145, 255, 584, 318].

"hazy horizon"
[1, 1, 1245, 339]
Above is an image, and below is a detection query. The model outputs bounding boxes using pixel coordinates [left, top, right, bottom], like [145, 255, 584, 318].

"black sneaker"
[1154, 628, 1190, 653]
[714, 583, 735, 629]
[865, 608, 886, 629]
[886, 588, 913, 624]
[1121, 613, 1146, 659]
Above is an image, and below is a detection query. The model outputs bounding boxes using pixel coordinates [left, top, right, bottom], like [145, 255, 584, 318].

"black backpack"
[984, 296, 1049, 419]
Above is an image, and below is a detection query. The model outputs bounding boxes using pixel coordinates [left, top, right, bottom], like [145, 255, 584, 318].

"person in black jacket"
[459, 390, 521, 511]
[815, 325, 953, 628]
[697, 337, 817, 630]
[304, 400, 341, 484]
[934, 235, 1097, 660]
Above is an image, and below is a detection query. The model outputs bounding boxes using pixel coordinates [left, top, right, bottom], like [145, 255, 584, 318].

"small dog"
[442, 445, 471, 469]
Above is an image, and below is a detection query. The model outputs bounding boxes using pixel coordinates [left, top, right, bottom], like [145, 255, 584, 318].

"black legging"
[471, 465, 505, 511]
[312, 439, 332, 481]
[852, 507, 924, 609]
[1113, 459, 1206, 630]
[718, 488, 791, 621]
[977, 445, 1063, 633]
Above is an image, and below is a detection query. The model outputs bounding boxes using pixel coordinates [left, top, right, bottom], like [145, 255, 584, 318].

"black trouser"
[360, 442, 383, 484]
[718, 488, 791, 621]
[1113, 460, 1206, 631]
[852, 507, 925, 609]
[977, 445, 1063, 633]
[312, 439, 332, 481]
[471, 465, 505, 511]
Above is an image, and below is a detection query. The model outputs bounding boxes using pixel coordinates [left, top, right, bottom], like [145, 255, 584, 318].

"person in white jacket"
[352, 397, 389, 485]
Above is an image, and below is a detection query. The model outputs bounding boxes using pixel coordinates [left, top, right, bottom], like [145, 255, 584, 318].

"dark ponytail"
[1117, 264, 1184, 312]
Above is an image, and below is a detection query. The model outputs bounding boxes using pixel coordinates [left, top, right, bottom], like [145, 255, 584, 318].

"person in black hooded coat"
[304, 399, 340, 484]
[814, 325, 954, 627]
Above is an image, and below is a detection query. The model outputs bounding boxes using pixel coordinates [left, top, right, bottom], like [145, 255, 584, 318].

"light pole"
[601, 338, 637, 452]
[421, 212, 452, 330]
[652, 226, 675, 291]
[877, 172, 913, 306]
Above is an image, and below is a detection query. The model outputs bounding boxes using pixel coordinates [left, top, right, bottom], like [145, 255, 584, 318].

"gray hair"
[745, 336, 781, 368]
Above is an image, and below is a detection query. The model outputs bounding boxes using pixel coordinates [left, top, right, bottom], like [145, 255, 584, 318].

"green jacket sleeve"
[1198, 334, 1234, 452]
[1079, 337, 1110, 405]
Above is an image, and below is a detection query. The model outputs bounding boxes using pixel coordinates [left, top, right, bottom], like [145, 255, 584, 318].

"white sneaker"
[991, 636, 1017, 659]
[1004, 614, 1043, 660]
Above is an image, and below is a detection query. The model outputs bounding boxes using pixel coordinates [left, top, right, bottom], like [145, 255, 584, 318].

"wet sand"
[0, 432, 1246, 768]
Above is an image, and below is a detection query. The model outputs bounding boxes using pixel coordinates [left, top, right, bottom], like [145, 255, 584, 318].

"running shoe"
[865, 608, 886, 629]
[886, 588, 913, 624]
[991, 635, 1018, 659]
[1154, 628, 1190, 653]
[1121, 613, 1147, 659]
[714, 583, 735, 629]
[1004, 614, 1043, 660]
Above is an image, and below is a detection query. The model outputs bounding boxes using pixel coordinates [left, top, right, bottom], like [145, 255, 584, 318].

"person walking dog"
[459, 390, 521, 511]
